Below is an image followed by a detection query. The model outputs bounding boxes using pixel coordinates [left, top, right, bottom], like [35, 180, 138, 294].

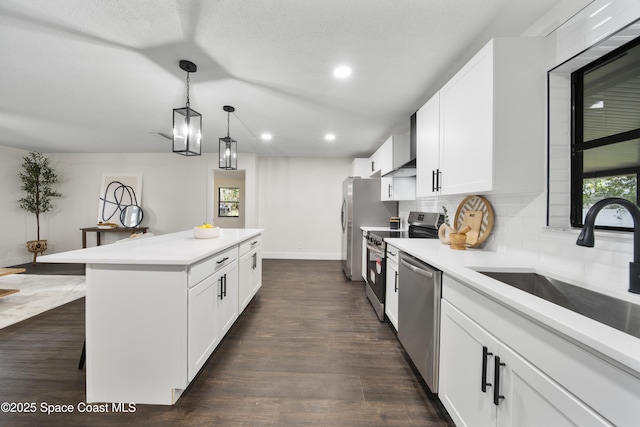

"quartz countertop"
[38, 228, 263, 266]
[385, 237, 640, 376]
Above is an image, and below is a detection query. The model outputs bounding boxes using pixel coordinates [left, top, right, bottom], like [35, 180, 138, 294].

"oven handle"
[400, 257, 433, 279]
[366, 243, 385, 257]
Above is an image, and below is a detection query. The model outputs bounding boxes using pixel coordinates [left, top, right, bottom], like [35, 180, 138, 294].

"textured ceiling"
[0, 0, 564, 158]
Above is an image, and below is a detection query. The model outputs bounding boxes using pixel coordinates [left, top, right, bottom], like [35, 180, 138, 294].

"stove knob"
[375, 241, 381, 246]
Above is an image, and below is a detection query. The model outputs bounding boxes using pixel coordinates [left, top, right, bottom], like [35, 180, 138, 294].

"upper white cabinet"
[351, 158, 370, 178]
[417, 38, 545, 197]
[381, 176, 416, 201]
[416, 92, 440, 198]
[369, 137, 394, 176]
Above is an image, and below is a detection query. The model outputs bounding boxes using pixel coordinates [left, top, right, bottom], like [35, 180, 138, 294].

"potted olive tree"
[18, 152, 62, 263]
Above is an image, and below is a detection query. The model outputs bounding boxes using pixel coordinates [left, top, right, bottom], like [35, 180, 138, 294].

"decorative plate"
[454, 195, 495, 248]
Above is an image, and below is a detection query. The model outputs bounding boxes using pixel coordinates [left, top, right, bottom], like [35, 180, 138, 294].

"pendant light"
[219, 105, 238, 170]
[173, 60, 202, 156]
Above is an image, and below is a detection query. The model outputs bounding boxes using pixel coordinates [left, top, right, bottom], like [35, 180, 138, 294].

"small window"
[571, 36, 640, 231]
[218, 187, 240, 217]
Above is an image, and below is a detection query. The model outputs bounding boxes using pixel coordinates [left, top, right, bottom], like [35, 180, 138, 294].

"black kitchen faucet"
[577, 197, 640, 294]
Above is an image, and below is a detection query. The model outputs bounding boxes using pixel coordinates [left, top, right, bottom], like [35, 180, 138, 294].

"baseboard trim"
[262, 252, 341, 260]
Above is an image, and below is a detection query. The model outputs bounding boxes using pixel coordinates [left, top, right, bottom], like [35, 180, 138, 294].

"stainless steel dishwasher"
[398, 252, 442, 393]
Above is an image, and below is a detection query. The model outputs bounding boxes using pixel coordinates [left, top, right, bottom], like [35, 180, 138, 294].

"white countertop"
[38, 228, 263, 266]
[385, 237, 640, 376]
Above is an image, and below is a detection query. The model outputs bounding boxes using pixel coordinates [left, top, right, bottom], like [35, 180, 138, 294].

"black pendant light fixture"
[173, 60, 202, 156]
[219, 105, 238, 170]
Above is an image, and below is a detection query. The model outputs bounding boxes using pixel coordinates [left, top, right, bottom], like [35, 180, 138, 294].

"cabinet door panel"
[497, 343, 612, 427]
[251, 249, 262, 294]
[385, 261, 398, 330]
[238, 252, 253, 313]
[440, 43, 494, 195]
[218, 262, 239, 336]
[439, 300, 497, 427]
[188, 274, 219, 381]
[416, 92, 440, 198]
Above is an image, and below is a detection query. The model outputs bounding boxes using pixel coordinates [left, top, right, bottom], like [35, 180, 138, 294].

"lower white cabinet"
[384, 245, 399, 330]
[238, 236, 263, 313]
[188, 259, 238, 381]
[188, 273, 220, 381]
[439, 300, 610, 427]
[439, 275, 621, 426]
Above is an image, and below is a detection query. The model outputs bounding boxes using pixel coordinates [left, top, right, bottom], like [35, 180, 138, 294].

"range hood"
[382, 112, 417, 178]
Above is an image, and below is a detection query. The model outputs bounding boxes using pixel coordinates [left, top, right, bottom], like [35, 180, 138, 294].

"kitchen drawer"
[189, 247, 238, 287]
[239, 234, 262, 257]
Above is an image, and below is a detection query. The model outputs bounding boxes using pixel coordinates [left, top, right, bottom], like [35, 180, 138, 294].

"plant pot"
[26, 239, 48, 264]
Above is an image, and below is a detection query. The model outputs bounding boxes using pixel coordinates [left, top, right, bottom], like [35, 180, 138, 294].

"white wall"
[0, 145, 36, 265]
[0, 147, 350, 266]
[257, 156, 351, 259]
[400, 0, 640, 296]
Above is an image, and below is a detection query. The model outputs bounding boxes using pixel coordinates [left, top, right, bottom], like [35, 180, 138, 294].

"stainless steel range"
[365, 211, 443, 321]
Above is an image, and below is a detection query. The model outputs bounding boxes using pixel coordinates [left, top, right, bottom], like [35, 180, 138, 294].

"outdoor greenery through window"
[218, 187, 240, 217]
[571, 36, 640, 230]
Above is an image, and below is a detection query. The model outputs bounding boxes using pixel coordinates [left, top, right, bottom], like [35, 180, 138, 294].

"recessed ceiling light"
[260, 133, 272, 141]
[333, 66, 352, 79]
[325, 133, 336, 141]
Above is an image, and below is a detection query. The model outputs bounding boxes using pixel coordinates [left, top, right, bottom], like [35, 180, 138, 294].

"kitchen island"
[38, 228, 263, 405]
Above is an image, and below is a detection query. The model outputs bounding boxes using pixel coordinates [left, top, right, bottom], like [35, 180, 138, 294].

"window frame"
[570, 36, 640, 232]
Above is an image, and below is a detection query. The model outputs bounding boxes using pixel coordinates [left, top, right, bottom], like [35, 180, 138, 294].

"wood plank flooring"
[0, 259, 454, 426]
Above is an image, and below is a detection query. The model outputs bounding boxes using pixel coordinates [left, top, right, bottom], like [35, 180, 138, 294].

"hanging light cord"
[185, 71, 191, 108]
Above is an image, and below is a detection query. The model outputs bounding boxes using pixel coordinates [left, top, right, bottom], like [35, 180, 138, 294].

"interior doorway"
[213, 170, 246, 228]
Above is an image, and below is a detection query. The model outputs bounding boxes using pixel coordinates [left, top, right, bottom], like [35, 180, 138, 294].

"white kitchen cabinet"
[188, 247, 239, 381]
[418, 38, 545, 196]
[416, 92, 440, 198]
[351, 158, 370, 177]
[188, 273, 220, 382]
[217, 260, 238, 337]
[440, 274, 634, 426]
[238, 235, 263, 313]
[381, 176, 415, 201]
[369, 137, 394, 176]
[384, 244, 399, 330]
[439, 300, 611, 427]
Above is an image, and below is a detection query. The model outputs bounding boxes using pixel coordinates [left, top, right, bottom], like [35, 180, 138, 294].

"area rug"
[0, 274, 85, 329]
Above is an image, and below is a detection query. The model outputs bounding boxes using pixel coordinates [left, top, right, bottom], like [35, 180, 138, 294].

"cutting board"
[460, 210, 483, 246]
[454, 195, 495, 248]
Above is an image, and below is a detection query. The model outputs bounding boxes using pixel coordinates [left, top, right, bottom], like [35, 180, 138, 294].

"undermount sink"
[477, 271, 640, 340]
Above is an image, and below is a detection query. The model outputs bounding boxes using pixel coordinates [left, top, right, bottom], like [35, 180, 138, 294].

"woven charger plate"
[454, 195, 495, 247]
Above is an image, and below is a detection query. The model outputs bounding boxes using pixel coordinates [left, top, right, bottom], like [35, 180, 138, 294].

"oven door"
[366, 242, 386, 305]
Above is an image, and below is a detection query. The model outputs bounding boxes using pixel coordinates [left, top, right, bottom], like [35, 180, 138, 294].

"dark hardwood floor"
[0, 259, 454, 426]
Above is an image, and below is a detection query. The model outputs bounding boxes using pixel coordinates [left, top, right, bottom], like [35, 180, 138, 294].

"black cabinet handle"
[223, 274, 227, 298]
[432, 170, 437, 192]
[436, 169, 442, 191]
[218, 276, 223, 299]
[394, 271, 398, 292]
[371, 161, 375, 172]
[388, 183, 392, 198]
[493, 356, 505, 405]
[481, 346, 493, 392]
[216, 257, 229, 265]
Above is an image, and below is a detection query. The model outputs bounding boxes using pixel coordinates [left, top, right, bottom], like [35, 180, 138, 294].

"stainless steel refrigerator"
[341, 177, 397, 281]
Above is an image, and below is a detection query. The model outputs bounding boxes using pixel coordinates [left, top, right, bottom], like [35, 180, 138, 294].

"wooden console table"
[0, 267, 25, 298]
[80, 227, 149, 248]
